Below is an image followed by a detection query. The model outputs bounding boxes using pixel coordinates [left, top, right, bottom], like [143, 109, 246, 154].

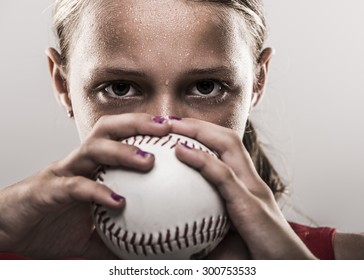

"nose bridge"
[147, 87, 182, 117]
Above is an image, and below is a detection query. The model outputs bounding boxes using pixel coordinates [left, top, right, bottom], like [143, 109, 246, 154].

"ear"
[251, 47, 274, 108]
[46, 48, 73, 115]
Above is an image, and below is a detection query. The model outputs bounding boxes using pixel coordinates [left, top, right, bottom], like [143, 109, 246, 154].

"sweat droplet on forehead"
[74, 0, 250, 63]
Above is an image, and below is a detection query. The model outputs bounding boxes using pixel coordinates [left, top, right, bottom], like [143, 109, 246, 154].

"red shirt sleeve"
[289, 222, 336, 260]
[0, 253, 29, 260]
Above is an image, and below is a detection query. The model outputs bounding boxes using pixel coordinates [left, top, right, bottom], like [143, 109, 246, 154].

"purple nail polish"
[168, 116, 182, 121]
[111, 192, 124, 202]
[136, 149, 152, 158]
[153, 116, 167, 124]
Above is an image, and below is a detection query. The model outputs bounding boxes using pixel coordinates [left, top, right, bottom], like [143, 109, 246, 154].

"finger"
[175, 142, 252, 205]
[171, 118, 263, 189]
[91, 113, 172, 140]
[38, 175, 125, 210]
[57, 138, 155, 177]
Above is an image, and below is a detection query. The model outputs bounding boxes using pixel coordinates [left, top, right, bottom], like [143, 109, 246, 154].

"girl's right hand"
[0, 113, 172, 259]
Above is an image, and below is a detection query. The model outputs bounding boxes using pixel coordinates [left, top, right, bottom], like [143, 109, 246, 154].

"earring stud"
[67, 110, 74, 118]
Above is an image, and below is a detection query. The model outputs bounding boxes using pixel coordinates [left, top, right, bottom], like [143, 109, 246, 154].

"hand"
[170, 118, 316, 259]
[0, 114, 172, 259]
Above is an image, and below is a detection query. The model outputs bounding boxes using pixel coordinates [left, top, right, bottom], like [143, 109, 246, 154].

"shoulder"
[333, 232, 364, 259]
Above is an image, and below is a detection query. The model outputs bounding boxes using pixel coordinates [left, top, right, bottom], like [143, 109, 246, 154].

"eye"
[104, 82, 138, 97]
[191, 80, 223, 97]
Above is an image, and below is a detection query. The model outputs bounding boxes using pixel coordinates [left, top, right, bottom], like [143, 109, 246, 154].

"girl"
[0, 0, 363, 259]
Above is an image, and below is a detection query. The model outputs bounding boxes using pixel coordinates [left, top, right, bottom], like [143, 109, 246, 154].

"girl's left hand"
[170, 118, 316, 259]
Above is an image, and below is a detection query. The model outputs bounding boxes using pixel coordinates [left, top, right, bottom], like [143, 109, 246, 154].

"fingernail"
[153, 116, 167, 124]
[181, 142, 192, 149]
[168, 116, 182, 121]
[111, 192, 124, 202]
[136, 149, 153, 158]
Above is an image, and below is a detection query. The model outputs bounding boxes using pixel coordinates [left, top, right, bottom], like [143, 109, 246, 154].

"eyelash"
[98, 79, 230, 102]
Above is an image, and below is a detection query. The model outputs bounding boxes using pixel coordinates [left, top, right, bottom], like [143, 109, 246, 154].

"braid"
[243, 120, 286, 198]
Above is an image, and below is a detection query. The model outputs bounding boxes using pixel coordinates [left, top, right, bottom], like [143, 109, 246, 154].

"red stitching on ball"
[138, 136, 145, 145]
[114, 227, 121, 239]
[206, 217, 214, 242]
[183, 223, 189, 248]
[146, 136, 153, 144]
[94, 204, 229, 257]
[158, 233, 165, 253]
[170, 137, 180, 149]
[131, 233, 137, 254]
[122, 231, 128, 242]
[200, 218, 206, 244]
[175, 226, 182, 249]
[108, 223, 115, 240]
[97, 210, 106, 224]
[192, 222, 197, 245]
[166, 229, 172, 251]
[123, 231, 130, 253]
[116, 235, 121, 249]
[161, 135, 172, 146]
[153, 137, 162, 145]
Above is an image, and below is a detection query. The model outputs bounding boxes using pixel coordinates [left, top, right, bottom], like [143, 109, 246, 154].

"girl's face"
[57, 0, 263, 140]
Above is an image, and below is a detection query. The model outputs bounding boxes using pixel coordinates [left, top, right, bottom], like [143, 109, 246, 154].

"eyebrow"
[90, 65, 234, 80]
[183, 66, 234, 76]
[90, 67, 148, 79]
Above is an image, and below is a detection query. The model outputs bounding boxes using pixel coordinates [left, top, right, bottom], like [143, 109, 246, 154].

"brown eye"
[196, 80, 215, 94]
[191, 80, 223, 96]
[105, 82, 136, 97]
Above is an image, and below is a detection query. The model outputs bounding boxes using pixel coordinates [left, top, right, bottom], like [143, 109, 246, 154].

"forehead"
[70, 0, 252, 73]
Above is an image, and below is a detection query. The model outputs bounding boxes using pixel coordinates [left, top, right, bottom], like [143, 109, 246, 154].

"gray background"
[0, 1, 363, 232]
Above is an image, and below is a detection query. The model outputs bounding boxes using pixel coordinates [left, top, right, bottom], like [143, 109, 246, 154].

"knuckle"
[63, 175, 75, 190]
[92, 182, 107, 197]
[214, 129, 242, 152]
[79, 138, 98, 157]
[256, 185, 276, 202]
[215, 165, 236, 186]
[65, 176, 84, 195]
[225, 130, 242, 147]
[221, 165, 236, 182]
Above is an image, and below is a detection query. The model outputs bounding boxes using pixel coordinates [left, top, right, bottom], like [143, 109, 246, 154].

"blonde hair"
[53, 0, 267, 67]
[197, 0, 267, 63]
[53, 0, 91, 67]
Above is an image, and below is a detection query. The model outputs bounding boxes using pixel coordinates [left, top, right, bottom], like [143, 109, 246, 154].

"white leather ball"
[93, 133, 229, 259]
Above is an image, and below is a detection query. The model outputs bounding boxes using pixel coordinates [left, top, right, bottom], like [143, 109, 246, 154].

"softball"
[93, 133, 229, 259]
